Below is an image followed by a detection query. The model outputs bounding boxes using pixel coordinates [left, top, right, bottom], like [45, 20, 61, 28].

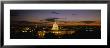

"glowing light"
[29, 31, 32, 32]
[38, 31, 46, 38]
[51, 22, 59, 31]
[26, 27, 29, 30]
[22, 31, 25, 32]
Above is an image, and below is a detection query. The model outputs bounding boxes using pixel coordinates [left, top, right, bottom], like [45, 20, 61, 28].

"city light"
[10, 10, 101, 39]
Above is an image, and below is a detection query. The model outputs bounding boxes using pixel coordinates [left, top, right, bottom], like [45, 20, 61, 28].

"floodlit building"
[51, 22, 59, 31]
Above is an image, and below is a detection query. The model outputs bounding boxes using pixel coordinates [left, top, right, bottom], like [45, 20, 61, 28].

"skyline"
[10, 10, 101, 39]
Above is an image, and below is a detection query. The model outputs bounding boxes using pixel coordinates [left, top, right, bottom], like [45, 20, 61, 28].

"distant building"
[51, 22, 59, 31]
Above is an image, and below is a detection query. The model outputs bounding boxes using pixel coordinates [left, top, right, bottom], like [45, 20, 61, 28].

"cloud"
[45, 18, 62, 22]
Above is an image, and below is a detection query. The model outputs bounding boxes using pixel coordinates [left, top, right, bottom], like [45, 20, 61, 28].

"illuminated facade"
[51, 22, 59, 31]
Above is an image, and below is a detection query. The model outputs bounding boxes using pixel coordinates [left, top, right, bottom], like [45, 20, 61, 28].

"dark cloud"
[80, 21, 96, 24]
[51, 11, 60, 14]
[45, 18, 61, 22]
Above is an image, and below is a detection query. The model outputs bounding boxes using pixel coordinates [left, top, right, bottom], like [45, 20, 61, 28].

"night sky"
[10, 10, 101, 22]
